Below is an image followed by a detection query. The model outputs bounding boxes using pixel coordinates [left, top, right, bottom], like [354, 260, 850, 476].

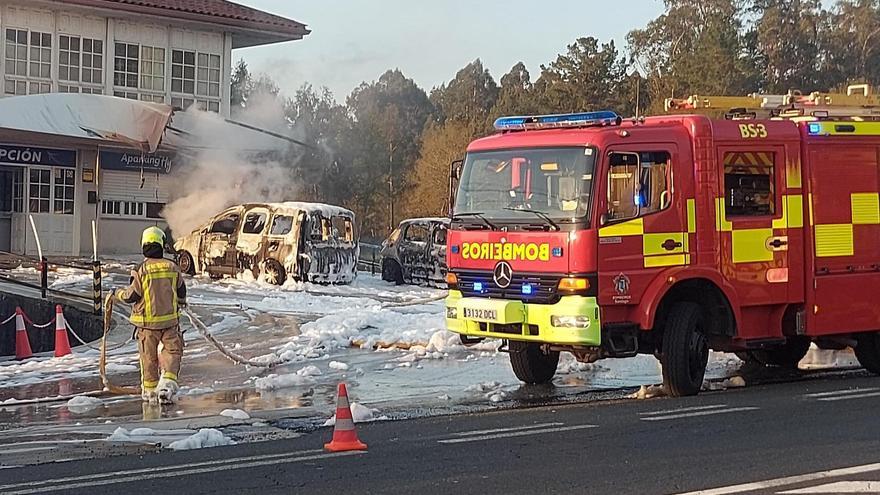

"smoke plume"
[162, 95, 304, 236]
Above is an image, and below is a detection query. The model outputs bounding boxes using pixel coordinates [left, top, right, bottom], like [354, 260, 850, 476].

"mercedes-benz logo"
[493, 261, 513, 289]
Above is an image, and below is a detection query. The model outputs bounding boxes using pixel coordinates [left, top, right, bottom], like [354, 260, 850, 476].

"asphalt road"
[3, 373, 880, 495]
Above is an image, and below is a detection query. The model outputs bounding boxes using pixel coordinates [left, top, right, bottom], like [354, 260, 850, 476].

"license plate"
[463, 308, 498, 321]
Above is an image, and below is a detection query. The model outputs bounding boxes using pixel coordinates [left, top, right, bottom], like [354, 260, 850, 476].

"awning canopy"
[0, 94, 300, 155]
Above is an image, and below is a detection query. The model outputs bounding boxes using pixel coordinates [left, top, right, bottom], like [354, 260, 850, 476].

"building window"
[12, 169, 24, 212]
[113, 42, 138, 88]
[113, 90, 138, 100]
[101, 199, 145, 218]
[171, 50, 195, 94]
[53, 168, 75, 215]
[59, 84, 103, 94]
[5, 29, 52, 95]
[59, 35, 103, 90]
[197, 53, 220, 98]
[28, 168, 51, 213]
[140, 46, 164, 92]
[139, 93, 165, 103]
[171, 49, 220, 113]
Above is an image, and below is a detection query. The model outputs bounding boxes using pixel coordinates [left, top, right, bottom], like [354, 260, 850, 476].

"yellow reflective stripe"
[786, 195, 804, 228]
[815, 224, 854, 257]
[687, 199, 696, 233]
[732, 228, 774, 263]
[131, 312, 180, 325]
[715, 198, 732, 232]
[599, 218, 643, 237]
[851, 193, 880, 225]
[786, 159, 802, 189]
[807, 121, 880, 136]
[644, 254, 689, 268]
[162, 371, 178, 381]
[808, 193, 815, 226]
[643, 232, 686, 256]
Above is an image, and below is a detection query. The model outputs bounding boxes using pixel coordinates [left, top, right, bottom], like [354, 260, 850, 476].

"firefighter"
[115, 226, 187, 404]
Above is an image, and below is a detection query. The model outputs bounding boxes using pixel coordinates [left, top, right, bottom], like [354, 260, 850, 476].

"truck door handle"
[661, 239, 683, 251]
[766, 236, 789, 250]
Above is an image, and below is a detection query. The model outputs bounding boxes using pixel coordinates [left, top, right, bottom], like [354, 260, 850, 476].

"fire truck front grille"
[456, 271, 561, 304]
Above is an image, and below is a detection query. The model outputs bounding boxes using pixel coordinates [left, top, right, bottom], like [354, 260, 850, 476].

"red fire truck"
[445, 91, 880, 396]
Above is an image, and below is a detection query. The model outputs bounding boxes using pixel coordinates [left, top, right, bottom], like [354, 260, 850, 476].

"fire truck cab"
[445, 107, 880, 396]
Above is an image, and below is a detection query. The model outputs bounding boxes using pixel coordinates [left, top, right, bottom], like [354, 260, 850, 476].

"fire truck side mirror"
[600, 213, 608, 226]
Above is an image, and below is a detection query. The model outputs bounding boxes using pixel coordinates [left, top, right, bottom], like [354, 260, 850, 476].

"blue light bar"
[552, 247, 563, 257]
[808, 122, 822, 135]
[494, 111, 621, 131]
[473, 282, 483, 292]
[522, 283, 533, 295]
[451, 245, 460, 254]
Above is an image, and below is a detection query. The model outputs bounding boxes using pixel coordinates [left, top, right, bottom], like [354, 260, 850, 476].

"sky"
[233, 1, 665, 101]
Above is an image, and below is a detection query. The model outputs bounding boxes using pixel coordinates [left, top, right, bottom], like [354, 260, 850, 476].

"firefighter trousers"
[136, 326, 183, 390]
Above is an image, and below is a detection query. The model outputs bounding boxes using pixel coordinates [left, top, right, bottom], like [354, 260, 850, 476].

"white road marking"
[0, 447, 332, 493]
[670, 462, 880, 495]
[778, 481, 880, 493]
[451, 422, 564, 437]
[640, 407, 758, 422]
[804, 388, 880, 398]
[438, 424, 597, 444]
[817, 391, 880, 402]
[640, 404, 728, 417]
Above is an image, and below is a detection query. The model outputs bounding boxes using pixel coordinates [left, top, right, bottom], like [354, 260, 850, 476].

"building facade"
[0, 0, 308, 256]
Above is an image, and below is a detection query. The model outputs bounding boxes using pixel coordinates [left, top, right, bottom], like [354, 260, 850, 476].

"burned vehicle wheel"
[381, 258, 404, 285]
[738, 337, 810, 369]
[855, 332, 880, 374]
[262, 259, 287, 286]
[509, 341, 559, 384]
[661, 302, 709, 397]
[177, 251, 195, 275]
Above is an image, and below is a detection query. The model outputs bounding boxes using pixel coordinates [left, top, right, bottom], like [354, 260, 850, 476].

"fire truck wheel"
[509, 341, 559, 384]
[382, 259, 404, 285]
[855, 333, 880, 374]
[661, 302, 709, 397]
[740, 338, 811, 369]
[177, 251, 195, 275]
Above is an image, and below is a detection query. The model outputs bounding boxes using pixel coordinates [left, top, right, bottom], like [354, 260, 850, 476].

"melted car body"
[173, 202, 358, 285]
[380, 217, 448, 286]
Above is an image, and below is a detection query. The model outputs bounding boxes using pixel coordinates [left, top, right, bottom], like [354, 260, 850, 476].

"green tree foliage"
[628, 0, 758, 112]
[534, 37, 633, 115]
[820, 0, 880, 88]
[748, 0, 822, 92]
[489, 62, 541, 120]
[430, 59, 499, 126]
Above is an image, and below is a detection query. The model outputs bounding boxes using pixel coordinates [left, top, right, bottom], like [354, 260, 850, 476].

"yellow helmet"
[141, 226, 166, 247]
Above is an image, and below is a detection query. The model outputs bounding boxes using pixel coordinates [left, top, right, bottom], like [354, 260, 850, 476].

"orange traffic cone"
[54, 305, 72, 357]
[324, 383, 368, 452]
[14, 308, 32, 360]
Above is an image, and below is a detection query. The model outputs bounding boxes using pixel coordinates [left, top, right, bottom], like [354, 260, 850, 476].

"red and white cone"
[54, 305, 72, 357]
[14, 308, 32, 360]
[324, 383, 367, 452]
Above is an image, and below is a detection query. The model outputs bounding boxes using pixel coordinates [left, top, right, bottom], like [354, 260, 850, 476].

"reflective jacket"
[119, 258, 186, 330]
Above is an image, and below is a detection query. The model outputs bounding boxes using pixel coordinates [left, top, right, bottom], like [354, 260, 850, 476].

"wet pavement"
[0, 259, 865, 466]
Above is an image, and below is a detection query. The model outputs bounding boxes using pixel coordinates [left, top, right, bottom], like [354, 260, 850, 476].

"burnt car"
[173, 202, 358, 285]
[380, 217, 449, 286]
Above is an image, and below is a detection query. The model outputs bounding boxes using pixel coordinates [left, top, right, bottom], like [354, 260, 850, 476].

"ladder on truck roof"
[664, 84, 880, 121]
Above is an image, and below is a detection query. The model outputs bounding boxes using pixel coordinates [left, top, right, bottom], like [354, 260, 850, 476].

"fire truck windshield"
[453, 147, 596, 223]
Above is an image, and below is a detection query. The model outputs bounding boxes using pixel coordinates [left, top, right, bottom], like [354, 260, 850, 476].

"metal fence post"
[92, 260, 102, 314]
[371, 250, 376, 276]
[39, 257, 47, 299]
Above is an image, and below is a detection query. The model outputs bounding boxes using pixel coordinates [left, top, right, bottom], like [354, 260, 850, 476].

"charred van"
[173, 202, 358, 285]
[380, 217, 448, 286]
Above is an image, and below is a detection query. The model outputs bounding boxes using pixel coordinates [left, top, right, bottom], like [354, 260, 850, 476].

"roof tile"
[97, 0, 307, 33]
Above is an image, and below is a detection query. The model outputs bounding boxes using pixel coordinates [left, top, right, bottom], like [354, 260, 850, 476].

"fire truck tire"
[661, 302, 709, 397]
[382, 259, 404, 285]
[177, 251, 195, 275]
[509, 341, 559, 384]
[855, 333, 880, 374]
